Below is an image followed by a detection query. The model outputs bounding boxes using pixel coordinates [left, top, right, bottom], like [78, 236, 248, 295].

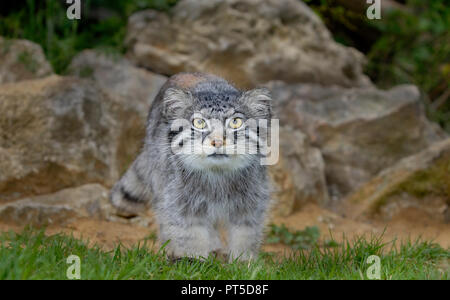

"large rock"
[0, 184, 111, 226]
[270, 82, 447, 198]
[125, 0, 371, 88]
[68, 50, 167, 121]
[269, 127, 329, 216]
[0, 76, 123, 202]
[0, 37, 53, 84]
[0, 183, 155, 227]
[344, 139, 450, 222]
[68, 50, 167, 173]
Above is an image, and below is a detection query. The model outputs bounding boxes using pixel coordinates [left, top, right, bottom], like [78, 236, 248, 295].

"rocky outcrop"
[0, 37, 53, 84]
[270, 82, 447, 198]
[0, 184, 111, 226]
[0, 76, 122, 202]
[67, 51, 332, 217]
[68, 50, 167, 121]
[269, 127, 329, 216]
[68, 50, 167, 173]
[125, 0, 371, 88]
[0, 58, 167, 203]
[344, 138, 450, 222]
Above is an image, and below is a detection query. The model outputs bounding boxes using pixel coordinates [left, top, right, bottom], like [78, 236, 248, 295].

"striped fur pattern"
[110, 73, 272, 261]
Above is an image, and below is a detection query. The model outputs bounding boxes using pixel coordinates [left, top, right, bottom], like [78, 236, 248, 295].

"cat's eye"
[192, 118, 207, 129]
[229, 117, 243, 129]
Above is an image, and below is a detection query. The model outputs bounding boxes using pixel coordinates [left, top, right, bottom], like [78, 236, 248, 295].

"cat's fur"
[110, 72, 272, 261]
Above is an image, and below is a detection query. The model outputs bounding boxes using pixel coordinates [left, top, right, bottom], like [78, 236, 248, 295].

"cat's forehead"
[198, 106, 235, 119]
[192, 81, 241, 112]
[167, 72, 243, 117]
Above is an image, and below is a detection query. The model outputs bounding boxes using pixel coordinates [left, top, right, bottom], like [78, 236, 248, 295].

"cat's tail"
[109, 155, 152, 217]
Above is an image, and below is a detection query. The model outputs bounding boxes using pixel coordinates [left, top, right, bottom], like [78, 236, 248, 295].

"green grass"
[267, 224, 323, 250]
[267, 224, 340, 250]
[0, 228, 448, 280]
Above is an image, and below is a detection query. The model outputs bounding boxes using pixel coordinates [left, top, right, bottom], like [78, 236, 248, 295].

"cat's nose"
[211, 139, 223, 148]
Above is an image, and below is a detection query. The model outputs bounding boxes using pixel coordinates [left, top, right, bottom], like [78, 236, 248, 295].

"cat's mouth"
[207, 153, 229, 158]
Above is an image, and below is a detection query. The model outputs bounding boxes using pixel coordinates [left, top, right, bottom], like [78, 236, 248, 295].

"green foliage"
[303, 0, 450, 132]
[0, 0, 178, 73]
[0, 227, 448, 279]
[366, 0, 450, 131]
[303, 0, 374, 49]
[267, 224, 326, 250]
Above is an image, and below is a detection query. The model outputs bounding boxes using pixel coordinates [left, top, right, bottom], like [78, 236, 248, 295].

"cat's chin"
[179, 154, 253, 172]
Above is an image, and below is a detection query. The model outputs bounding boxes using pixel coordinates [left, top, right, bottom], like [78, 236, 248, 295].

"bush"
[0, 0, 177, 73]
[365, 0, 450, 131]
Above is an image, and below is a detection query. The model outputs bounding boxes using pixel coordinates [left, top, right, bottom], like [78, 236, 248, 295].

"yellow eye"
[229, 117, 243, 129]
[193, 118, 207, 129]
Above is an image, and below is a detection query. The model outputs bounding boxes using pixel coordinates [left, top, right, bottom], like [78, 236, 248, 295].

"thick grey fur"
[110, 72, 272, 261]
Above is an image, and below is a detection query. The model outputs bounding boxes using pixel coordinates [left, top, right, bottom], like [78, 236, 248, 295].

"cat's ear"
[162, 88, 193, 118]
[240, 88, 272, 118]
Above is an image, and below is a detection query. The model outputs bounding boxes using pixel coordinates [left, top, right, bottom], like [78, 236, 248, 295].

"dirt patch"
[1, 203, 449, 255]
[54, 218, 158, 249]
[0, 218, 157, 250]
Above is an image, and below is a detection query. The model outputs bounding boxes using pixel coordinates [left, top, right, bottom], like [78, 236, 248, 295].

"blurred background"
[1, 0, 448, 126]
[0, 0, 449, 251]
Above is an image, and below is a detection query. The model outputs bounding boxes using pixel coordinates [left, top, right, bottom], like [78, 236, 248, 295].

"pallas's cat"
[110, 73, 273, 261]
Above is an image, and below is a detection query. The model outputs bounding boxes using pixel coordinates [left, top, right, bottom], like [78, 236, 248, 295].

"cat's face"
[163, 80, 272, 171]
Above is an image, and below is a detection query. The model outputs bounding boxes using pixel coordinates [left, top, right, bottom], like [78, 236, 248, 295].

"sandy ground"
[1, 204, 448, 256]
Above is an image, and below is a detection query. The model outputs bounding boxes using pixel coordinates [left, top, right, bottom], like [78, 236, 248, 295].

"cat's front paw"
[160, 224, 223, 261]
[227, 226, 261, 262]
